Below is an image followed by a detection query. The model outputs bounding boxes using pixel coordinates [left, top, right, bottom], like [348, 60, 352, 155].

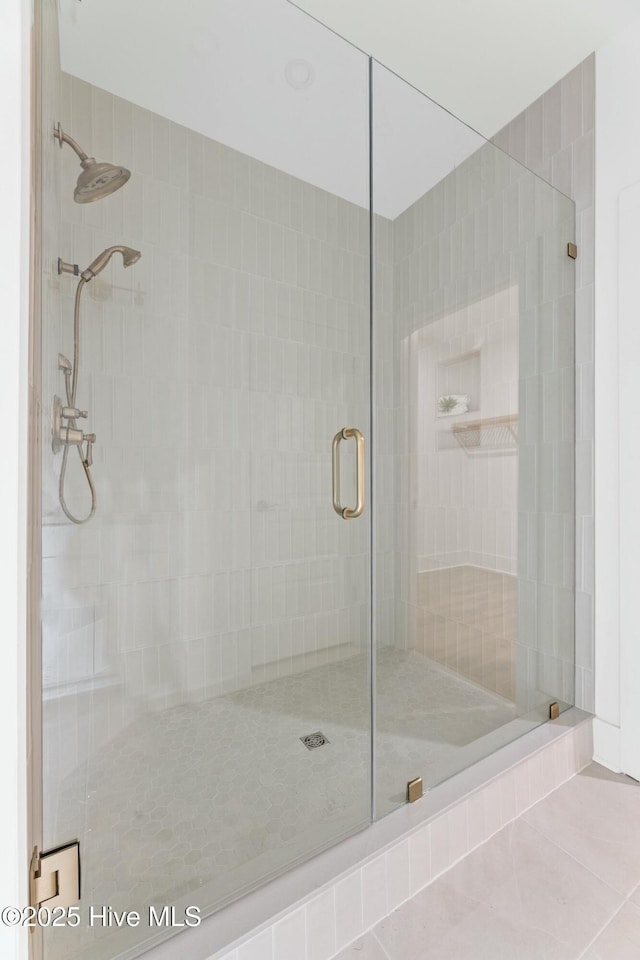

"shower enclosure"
[36, 0, 575, 958]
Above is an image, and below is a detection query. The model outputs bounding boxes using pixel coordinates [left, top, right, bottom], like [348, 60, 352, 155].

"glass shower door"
[371, 61, 575, 816]
[39, 1, 371, 957]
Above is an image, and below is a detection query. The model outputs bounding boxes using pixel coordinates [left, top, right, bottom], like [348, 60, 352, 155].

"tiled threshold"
[337, 760, 640, 960]
[140, 708, 592, 960]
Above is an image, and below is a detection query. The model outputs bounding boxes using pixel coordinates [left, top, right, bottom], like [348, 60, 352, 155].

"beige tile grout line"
[521, 813, 628, 915]
[535, 832, 640, 959]
[574, 899, 628, 960]
[371, 930, 393, 960]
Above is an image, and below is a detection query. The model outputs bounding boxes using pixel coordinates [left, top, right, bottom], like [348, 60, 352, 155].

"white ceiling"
[372, 66, 484, 217]
[58, 0, 639, 218]
[59, 0, 485, 217]
[293, 0, 640, 136]
[59, 0, 371, 207]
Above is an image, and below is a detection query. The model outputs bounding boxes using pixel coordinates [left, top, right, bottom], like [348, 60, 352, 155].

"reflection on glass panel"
[372, 61, 575, 817]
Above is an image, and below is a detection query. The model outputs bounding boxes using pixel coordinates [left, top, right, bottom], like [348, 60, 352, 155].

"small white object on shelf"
[437, 394, 470, 417]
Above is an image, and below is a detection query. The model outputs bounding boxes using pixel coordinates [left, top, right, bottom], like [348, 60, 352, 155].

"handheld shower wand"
[81, 245, 142, 279]
[55, 245, 141, 524]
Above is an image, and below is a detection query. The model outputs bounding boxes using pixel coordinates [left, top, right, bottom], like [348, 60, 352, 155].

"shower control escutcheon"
[58, 425, 84, 447]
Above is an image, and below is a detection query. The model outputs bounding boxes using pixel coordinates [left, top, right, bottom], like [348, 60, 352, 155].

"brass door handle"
[332, 427, 365, 519]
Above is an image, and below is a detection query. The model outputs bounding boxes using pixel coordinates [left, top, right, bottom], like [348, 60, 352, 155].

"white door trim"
[618, 179, 640, 781]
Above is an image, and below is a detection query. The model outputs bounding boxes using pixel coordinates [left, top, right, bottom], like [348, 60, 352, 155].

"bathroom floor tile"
[380, 902, 573, 960]
[522, 763, 640, 895]
[581, 901, 640, 960]
[373, 818, 621, 960]
[628, 879, 640, 908]
[332, 935, 389, 960]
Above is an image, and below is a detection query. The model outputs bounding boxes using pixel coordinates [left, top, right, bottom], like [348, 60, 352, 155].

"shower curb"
[137, 709, 592, 960]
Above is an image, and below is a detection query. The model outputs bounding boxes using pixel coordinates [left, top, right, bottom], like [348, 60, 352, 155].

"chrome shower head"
[54, 122, 131, 203]
[81, 246, 142, 281]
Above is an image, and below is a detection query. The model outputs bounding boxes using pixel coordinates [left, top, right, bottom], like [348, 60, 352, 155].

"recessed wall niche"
[434, 349, 480, 451]
[435, 349, 480, 418]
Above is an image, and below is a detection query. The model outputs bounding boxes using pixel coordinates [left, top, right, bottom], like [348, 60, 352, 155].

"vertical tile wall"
[372, 213, 397, 649]
[389, 137, 575, 712]
[492, 55, 595, 711]
[407, 289, 519, 576]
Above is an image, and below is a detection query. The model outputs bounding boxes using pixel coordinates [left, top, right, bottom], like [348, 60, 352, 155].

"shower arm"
[54, 122, 90, 162]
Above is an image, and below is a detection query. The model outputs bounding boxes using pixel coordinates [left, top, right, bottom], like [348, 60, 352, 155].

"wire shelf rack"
[452, 414, 518, 454]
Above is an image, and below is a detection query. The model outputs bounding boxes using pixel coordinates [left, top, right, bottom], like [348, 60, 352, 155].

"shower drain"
[300, 731, 330, 750]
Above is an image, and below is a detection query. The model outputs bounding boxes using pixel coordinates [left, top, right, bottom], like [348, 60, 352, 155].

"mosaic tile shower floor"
[47, 648, 516, 960]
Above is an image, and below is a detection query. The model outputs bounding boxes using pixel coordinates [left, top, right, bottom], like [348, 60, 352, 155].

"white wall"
[0, 0, 30, 956]
[618, 183, 640, 780]
[594, 16, 640, 772]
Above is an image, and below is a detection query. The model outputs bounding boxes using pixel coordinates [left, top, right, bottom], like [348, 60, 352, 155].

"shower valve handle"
[61, 405, 88, 420]
[83, 433, 96, 467]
